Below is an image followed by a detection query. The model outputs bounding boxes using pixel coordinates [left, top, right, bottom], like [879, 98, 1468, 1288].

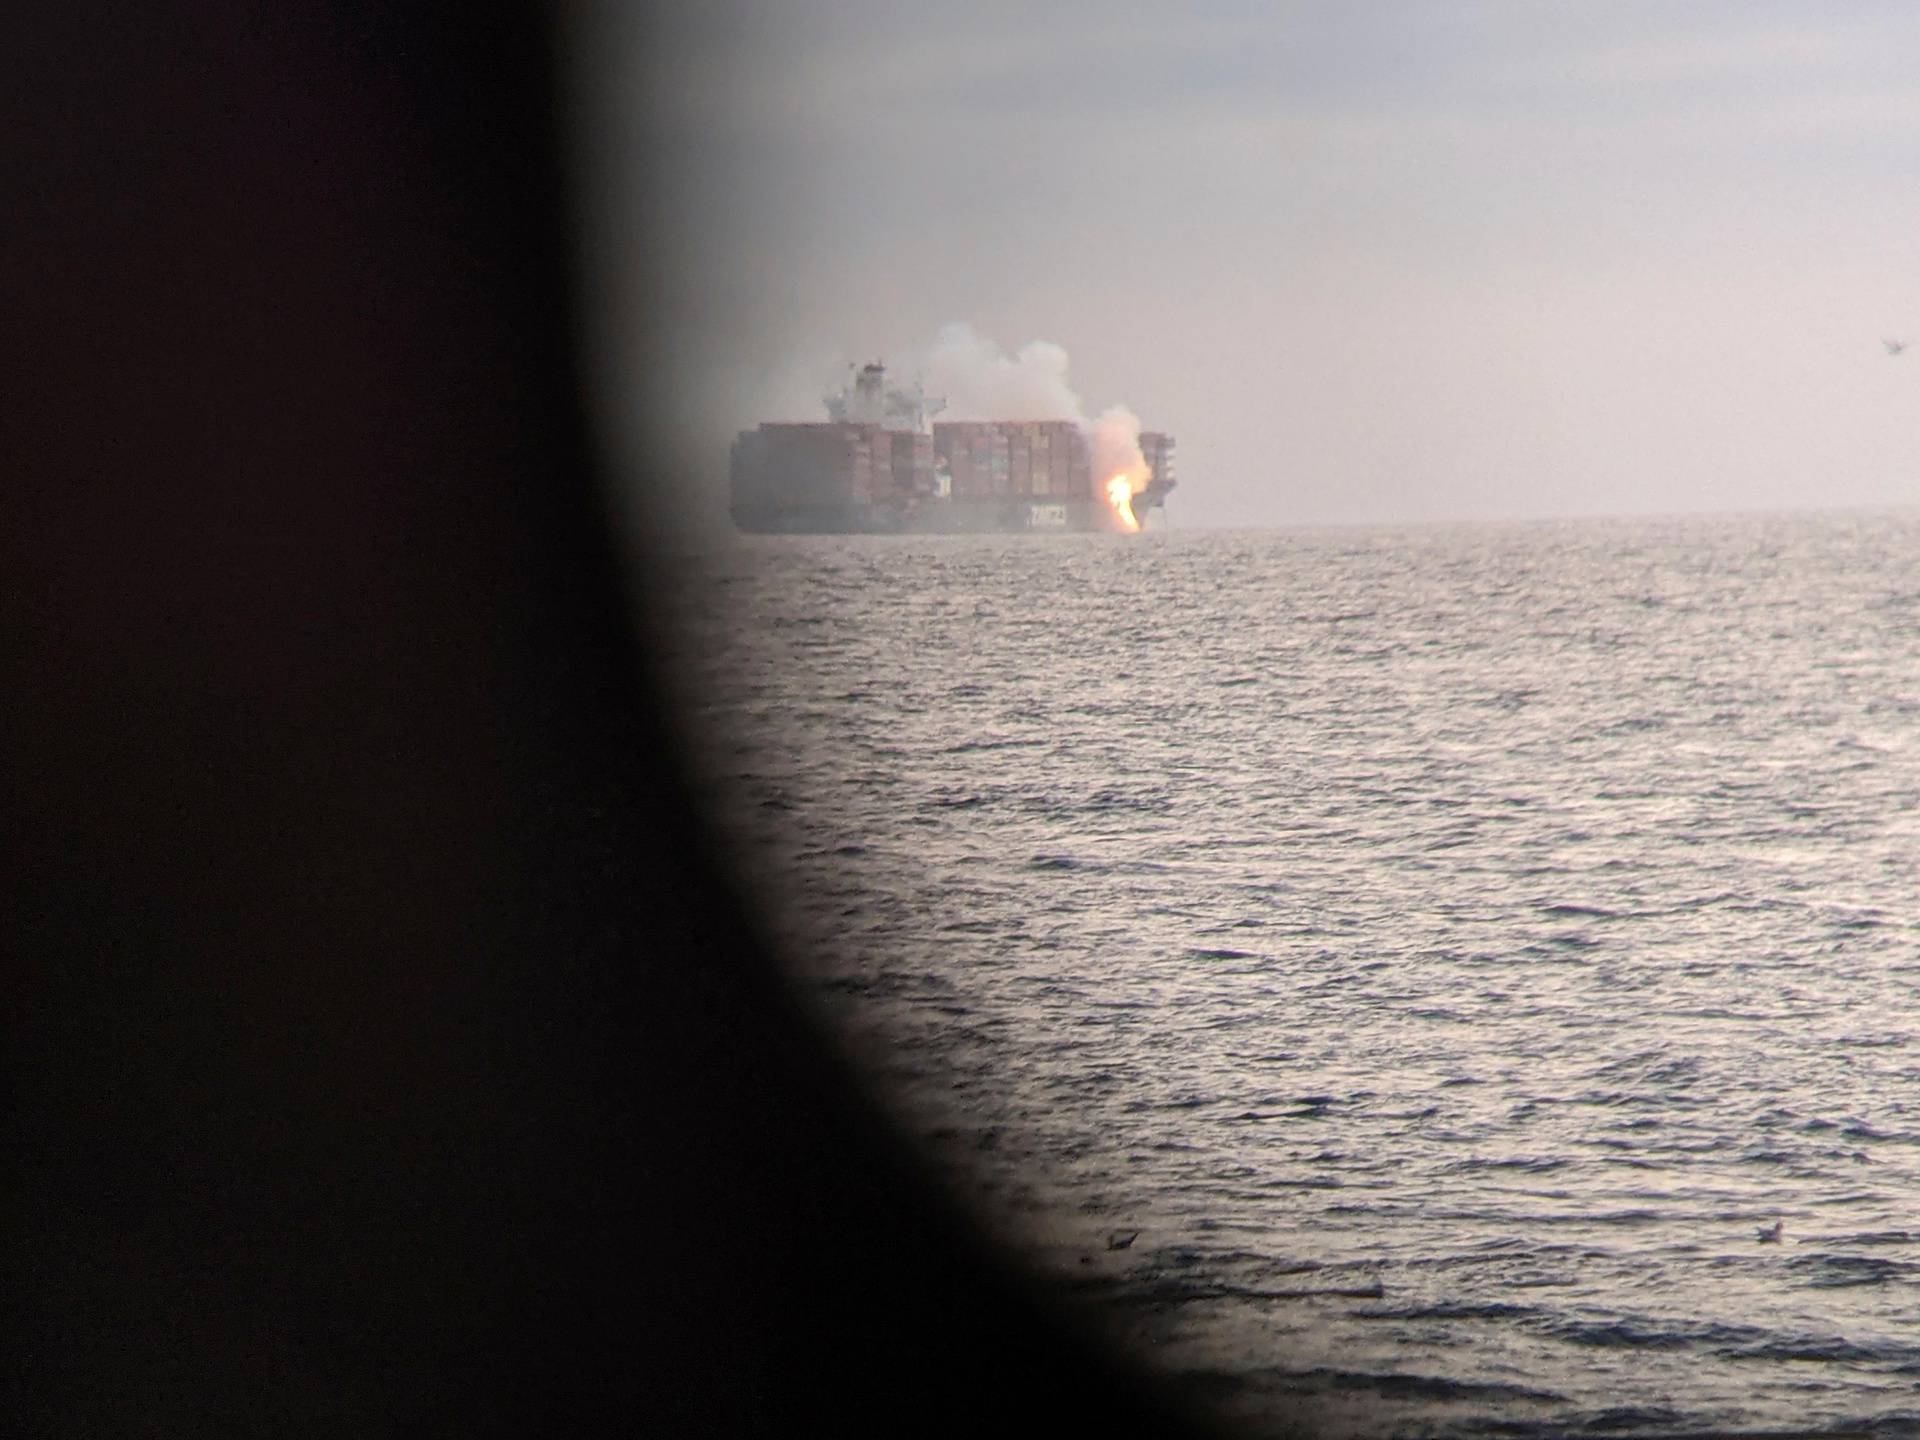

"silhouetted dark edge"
[1, 5, 1282, 1436]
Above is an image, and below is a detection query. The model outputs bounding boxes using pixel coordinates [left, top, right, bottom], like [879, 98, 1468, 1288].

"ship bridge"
[824, 360, 945, 433]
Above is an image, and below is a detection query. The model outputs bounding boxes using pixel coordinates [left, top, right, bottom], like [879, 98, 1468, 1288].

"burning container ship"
[730, 361, 1175, 534]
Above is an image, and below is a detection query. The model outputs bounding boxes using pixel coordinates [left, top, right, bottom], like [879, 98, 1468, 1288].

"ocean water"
[655, 511, 1920, 1438]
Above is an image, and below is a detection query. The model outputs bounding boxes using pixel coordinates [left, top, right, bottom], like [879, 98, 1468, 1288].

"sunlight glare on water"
[657, 511, 1920, 1438]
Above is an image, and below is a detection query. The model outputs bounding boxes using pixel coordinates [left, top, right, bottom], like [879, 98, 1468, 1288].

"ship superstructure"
[823, 361, 945, 433]
[730, 361, 1175, 534]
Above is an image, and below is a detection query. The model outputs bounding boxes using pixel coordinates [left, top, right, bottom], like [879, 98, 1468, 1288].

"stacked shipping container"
[874, 429, 936, 501]
[728, 423, 873, 509]
[932, 420, 1091, 501]
[731, 416, 1167, 532]
[730, 423, 939, 525]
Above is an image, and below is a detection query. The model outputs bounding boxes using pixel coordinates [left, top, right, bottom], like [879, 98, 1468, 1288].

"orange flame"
[1105, 473, 1140, 532]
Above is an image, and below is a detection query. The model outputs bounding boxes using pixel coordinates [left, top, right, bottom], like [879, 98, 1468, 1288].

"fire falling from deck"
[1106, 474, 1141, 532]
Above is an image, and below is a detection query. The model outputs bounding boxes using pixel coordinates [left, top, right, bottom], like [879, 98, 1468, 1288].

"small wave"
[1541, 902, 1621, 919]
[1445, 1155, 1570, 1174]
[1107, 1273, 1381, 1307]
[939, 737, 1047, 753]
[1728, 1332, 1913, 1366]
[1079, 787, 1165, 813]
[1571, 1405, 1687, 1431]
[1354, 1299, 1539, 1323]
[1549, 1314, 1762, 1353]
[1842, 1121, 1899, 1142]
[1786, 1252, 1920, 1289]
[1522, 938, 1600, 959]
[812, 975, 874, 997]
[1265, 1365, 1565, 1405]
[1817, 1230, 1920, 1248]
[1529, 1207, 1665, 1228]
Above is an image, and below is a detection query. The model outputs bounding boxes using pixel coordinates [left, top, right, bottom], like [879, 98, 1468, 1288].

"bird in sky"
[1885, 339, 1907, 356]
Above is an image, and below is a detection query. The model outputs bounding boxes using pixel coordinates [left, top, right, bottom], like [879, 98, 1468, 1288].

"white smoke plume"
[913, 324, 1148, 489]
[919, 322, 1082, 423]
[1089, 404, 1149, 490]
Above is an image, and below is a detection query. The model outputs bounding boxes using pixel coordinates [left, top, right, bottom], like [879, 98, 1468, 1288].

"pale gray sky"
[574, 2, 1920, 530]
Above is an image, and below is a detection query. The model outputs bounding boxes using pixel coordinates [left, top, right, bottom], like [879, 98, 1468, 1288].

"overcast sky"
[574, 2, 1920, 530]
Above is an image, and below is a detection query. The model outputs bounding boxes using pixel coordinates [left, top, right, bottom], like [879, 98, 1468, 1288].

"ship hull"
[732, 496, 1140, 536]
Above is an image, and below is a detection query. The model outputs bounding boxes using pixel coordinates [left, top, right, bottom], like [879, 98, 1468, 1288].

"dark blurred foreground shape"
[1, 6, 1265, 1436]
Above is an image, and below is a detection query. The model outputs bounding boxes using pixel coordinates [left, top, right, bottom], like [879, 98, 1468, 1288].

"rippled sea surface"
[656, 511, 1920, 1438]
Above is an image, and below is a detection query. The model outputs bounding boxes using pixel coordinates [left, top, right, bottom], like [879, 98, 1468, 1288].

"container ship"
[730, 361, 1175, 534]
